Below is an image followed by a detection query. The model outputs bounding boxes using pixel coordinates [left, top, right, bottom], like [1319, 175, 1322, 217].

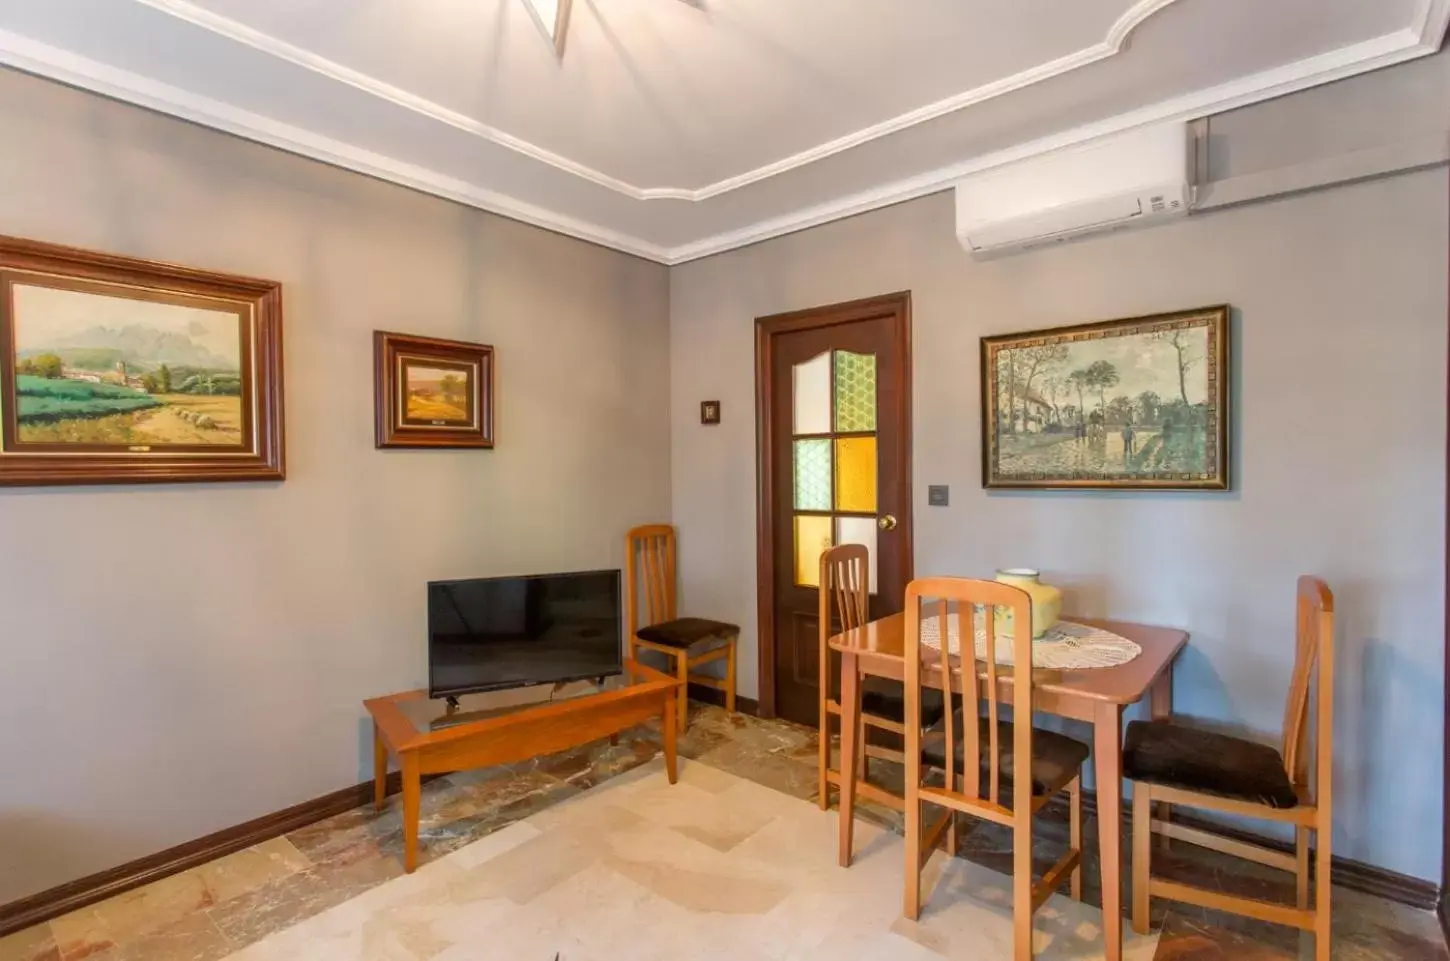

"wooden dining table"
[829, 613, 1188, 961]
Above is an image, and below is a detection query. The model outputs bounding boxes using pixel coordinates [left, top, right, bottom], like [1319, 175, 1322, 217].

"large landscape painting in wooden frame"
[981, 306, 1229, 490]
[0, 236, 285, 486]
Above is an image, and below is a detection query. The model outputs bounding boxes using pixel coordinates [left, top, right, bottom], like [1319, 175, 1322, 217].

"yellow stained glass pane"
[835, 437, 877, 513]
[794, 514, 833, 588]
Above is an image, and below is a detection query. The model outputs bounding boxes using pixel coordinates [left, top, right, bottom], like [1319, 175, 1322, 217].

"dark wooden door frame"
[753, 291, 914, 719]
[1441, 162, 1450, 938]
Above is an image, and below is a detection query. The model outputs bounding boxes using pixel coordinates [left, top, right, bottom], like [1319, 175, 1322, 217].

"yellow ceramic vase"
[993, 568, 1062, 639]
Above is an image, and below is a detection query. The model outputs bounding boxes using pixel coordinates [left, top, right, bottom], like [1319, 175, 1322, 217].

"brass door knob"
[877, 514, 898, 531]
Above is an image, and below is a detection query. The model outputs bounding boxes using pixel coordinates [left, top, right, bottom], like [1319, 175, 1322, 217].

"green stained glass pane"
[793, 439, 832, 511]
[835, 351, 877, 432]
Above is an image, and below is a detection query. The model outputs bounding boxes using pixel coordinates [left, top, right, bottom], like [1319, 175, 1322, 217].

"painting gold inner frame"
[0, 269, 260, 458]
[395, 354, 479, 430]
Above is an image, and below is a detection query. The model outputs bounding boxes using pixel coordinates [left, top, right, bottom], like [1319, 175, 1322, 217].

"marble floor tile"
[0, 926, 58, 961]
[191, 839, 310, 907]
[109, 913, 234, 961]
[4, 703, 1445, 961]
[50, 871, 214, 956]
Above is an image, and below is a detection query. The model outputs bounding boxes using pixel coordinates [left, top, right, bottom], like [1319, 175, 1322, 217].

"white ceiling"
[0, 0, 1443, 262]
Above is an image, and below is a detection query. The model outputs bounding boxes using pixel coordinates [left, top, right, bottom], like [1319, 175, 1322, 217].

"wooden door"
[755, 293, 912, 725]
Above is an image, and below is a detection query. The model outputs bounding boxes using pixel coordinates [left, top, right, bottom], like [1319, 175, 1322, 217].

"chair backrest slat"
[904, 577, 1033, 815]
[624, 524, 678, 635]
[820, 545, 870, 702]
[1281, 575, 1334, 794]
[984, 600, 1000, 806]
[936, 598, 955, 795]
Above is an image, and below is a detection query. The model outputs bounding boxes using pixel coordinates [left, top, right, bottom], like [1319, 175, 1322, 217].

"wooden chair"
[903, 577, 1087, 961]
[624, 524, 738, 732]
[1127, 575, 1334, 960]
[818, 545, 948, 822]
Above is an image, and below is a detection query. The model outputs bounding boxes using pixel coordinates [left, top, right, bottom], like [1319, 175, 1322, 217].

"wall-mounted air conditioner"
[954, 122, 1195, 257]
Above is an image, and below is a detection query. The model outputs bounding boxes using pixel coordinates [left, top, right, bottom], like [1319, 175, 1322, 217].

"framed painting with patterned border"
[374, 331, 494, 449]
[981, 306, 1229, 490]
[0, 235, 285, 486]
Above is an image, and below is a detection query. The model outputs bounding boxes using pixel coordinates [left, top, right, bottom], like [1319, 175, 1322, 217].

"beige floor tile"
[114, 913, 233, 961]
[50, 872, 212, 955]
[192, 839, 310, 906]
[0, 925, 58, 961]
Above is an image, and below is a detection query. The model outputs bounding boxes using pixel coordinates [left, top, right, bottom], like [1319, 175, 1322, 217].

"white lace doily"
[918, 614, 1141, 670]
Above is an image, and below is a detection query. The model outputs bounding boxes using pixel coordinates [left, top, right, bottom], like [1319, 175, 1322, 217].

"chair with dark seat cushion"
[898, 577, 1087, 960]
[625, 525, 739, 732]
[818, 546, 952, 828]
[860, 677, 947, 727]
[923, 713, 1090, 798]
[635, 617, 739, 652]
[1127, 576, 1334, 961]
[1123, 721, 1299, 808]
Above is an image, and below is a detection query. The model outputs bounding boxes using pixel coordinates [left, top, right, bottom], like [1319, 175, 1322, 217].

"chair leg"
[1296, 826, 1311, 910]
[1012, 807, 1033, 961]
[1069, 776, 1083, 902]
[838, 653, 860, 869]
[725, 638, 737, 714]
[674, 652, 689, 733]
[1131, 781, 1151, 935]
[903, 770, 922, 919]
[1314, 824, 1332, 961]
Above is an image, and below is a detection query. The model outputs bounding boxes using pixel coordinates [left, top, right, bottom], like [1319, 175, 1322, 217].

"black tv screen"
[427, 570, 623, 699]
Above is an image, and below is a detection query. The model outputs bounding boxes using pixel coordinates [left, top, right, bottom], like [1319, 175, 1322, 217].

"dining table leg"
[1150, 668, 1174, 848]
[1094, 701, 1125, 961]
[837, 649, 860, 868]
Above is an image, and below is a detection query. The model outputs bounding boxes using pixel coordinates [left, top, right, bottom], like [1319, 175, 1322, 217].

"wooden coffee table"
[365, 658, 680, 871]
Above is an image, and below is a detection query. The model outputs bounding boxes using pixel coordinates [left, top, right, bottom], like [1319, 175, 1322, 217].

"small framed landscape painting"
[0, 235, 285, 486]
[981, 305, 1230, 490]
[374, 331, 494, 449]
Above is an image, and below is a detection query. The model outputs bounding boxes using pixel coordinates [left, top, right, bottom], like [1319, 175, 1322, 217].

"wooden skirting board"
[0, 769, 444, 939]
[687, 682, 759, 716]
[0, 686, 744, 938]
[1, 694, 1432, 937]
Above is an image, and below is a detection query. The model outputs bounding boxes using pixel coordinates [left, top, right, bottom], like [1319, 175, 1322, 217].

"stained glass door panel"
[789, 348, 880, 592]
[768, 298, 909, 727]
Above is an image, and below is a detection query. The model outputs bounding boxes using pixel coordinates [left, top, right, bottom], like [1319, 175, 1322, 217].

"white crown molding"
[1418, 0, 1450, 43]
[0, 2, 1441, 265]
[653, 0, 1182, 201]
[663, 13, 1450, 263]
[130, 0, 646, 198]
[0, 28, 672, 262]
[131, 0, 1182, 201]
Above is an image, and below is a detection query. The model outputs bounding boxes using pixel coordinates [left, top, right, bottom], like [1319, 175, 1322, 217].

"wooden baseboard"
[0, 770, 439, 939]
[1040, 790, 1439, 912]
[0, 690, 756, 938]
[687, 683, 759, 717]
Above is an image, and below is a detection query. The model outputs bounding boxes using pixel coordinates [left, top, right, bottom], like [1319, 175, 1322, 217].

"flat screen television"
[427, 569, 623, 699]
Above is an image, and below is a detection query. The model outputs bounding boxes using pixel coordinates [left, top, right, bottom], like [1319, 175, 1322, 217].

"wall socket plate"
[927, 485, 949, 507]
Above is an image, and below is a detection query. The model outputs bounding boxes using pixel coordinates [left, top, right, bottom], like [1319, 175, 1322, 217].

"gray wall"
[0, 70, 672, 904]
[669, 172, 1448, 880]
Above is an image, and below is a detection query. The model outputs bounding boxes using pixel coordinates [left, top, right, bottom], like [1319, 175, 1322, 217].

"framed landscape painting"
[374, 331, 494, 449]
[981, 306, 1229, 490]
[0, 236, 285, 486]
